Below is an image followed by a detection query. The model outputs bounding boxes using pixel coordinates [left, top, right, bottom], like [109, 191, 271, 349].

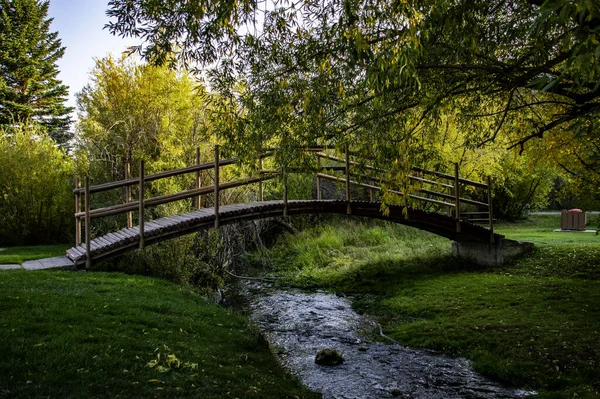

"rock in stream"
[243, 282, 535, 399]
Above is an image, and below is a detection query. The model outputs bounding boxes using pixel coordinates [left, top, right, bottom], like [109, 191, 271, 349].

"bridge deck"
[67, 200, 503, 267]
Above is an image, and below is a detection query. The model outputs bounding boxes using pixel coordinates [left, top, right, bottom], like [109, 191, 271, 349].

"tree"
[76, 57, 269, 284]
[0, 0, 72, 144]
[0, 125, 73, 245]
[76, 56, 214, 231]
[104, 0, 600, 221]
[76, 56, 210, 179]
[539, 124, 600, 208]
[105, 1, 600, 178]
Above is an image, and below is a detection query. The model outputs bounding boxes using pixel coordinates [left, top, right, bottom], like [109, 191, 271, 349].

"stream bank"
[235, 281, 535, 399]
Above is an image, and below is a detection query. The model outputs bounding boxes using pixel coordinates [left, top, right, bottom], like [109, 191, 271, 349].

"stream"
[237, 281, 536, 399]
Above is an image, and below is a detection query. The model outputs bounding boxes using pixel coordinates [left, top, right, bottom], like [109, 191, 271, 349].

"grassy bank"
[0, 244, 70, 264]
[0, 270, 319, 398]
[248, 215, 600, 398]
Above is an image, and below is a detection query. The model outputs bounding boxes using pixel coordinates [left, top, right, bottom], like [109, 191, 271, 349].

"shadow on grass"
[505, 245, 600, 280]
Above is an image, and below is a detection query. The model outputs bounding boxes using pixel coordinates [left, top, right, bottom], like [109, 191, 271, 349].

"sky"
[47, 0, 140, 113]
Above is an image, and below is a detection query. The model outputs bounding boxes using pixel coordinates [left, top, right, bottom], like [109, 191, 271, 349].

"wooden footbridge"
[67, 146, 501, 268]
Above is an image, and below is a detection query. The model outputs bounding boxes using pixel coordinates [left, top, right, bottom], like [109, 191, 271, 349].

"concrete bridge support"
[452, 239, 534, 267]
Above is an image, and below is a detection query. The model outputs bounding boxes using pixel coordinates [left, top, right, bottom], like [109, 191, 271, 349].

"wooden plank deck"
[67, 200, 503, 267]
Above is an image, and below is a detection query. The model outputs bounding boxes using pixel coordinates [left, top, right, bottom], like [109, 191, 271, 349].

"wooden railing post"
[416, 171, 422, 210]
[488, 176, 494, 244]
[283, 166, 288, 217]
[454, 163, 461, 233]
[403, 181, 409, 220]
[258, 157, 264, 202]
[75, 178, 81, 246]
[84, 176, 91, 268]
[447, 181, 453, 216]
[125, 162, 132, 228]
[138, 160, 145, 249]
[316, 155, 322, 200]
[214, 145, 220, 228]
[195, 148, 201, 209]
[345, 144, 351, 215]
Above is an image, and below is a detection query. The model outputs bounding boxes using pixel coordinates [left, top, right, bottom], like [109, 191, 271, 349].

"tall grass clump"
[246, 217, 454, 289]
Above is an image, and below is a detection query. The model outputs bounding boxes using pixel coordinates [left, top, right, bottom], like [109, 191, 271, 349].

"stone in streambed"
[315, 349, 344, 366]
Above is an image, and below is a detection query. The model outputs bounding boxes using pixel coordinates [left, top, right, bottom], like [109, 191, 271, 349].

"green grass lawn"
[497, 214, 599, 245]
[3, 215, 598, 398]
[496, 214, 600, 280]
[0, 270, 319, 399]
[249, 215, 600, 398]
[0, 244, 70, 264]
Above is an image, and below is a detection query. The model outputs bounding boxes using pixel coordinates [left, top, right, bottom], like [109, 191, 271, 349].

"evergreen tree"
[0, 0, 72, 144]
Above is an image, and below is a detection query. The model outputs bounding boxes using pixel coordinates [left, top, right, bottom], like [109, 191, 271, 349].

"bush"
[492, 154, 555, 221]
[95, 221, 272, 288]
[0, 126, 74, 245]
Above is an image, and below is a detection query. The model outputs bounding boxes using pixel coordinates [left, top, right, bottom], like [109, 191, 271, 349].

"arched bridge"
[67, 146, 502, 268]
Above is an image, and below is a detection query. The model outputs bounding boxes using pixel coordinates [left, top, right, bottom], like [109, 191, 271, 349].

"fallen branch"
[369, 320, 401, 345]
[274, 218, 299, 235]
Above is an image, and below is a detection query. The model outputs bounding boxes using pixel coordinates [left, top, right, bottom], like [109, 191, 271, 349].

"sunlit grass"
[0, 270, 318, 399]
[497, 214, 599, 245]
[247, 217, 452, 289]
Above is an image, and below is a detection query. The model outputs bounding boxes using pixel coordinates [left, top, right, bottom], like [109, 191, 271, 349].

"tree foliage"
[76, 56, 210, 180]
[106, 0, 600, 166]
[76, 56, 219, 233]
[0, 125, 73, 245]
[76, 57, 275, 284]
[0, 0, 72, 144]
[541, 125, 600, 208]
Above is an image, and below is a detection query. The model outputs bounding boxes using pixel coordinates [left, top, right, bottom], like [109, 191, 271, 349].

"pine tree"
[0, 0, 72, 144]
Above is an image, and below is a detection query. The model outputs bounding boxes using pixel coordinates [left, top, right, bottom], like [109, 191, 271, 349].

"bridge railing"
[74, 145, 494, 267]
[73, 146, 279, 266]
[312, 148, 494, 238]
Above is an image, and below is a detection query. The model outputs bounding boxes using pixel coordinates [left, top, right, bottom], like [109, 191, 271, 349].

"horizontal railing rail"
[74, 151, 275, 195]
[73, 144, 495, 268]
[316, 173, 456, 208]
[74, 175, 277, 220]
[315, 152, 487, 189]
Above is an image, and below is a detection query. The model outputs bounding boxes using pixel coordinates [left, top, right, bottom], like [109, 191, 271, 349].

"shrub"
[95, 221, 272, 288]
[0, 126, 74, 245]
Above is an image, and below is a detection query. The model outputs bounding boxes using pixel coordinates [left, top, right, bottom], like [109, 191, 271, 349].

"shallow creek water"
[239, 281, 535, 399]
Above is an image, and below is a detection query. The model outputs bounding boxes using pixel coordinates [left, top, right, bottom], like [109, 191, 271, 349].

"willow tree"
[76, 56, 210, 179]
[105, 0, 600, 180]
